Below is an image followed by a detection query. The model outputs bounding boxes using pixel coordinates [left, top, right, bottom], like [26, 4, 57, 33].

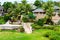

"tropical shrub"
[28, 12, 36, 22]
[42, 26, 54, 30]
[31, 24, 41, 29]
[53, 26, 60, 34]
[22, 15, 29, 22]
[4, 14, 11, 22]
[0, 19, 5, 24]
[35, 19, 45, 26]
[22, 12, 36, 22]
[0, 16, 5, 24]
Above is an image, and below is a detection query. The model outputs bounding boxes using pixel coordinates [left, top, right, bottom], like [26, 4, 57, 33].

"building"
[52, 6, 60, 24]
[33, 8, 46, 20]
[33, 6, 60, 24]
[0, 6, 4, 16]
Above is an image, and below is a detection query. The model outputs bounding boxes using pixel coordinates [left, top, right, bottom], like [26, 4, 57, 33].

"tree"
[19, 0, 32, 15]
[42, 0, 54, 24]
[42, 0, 54, 18]
[54, 1, 60, 7]
[36, 19, 44, 26]
[2, 1, 33, 22]
[3, 2, 13, 13]
[34, 0, 43, 8]
[21, 0, 27, 5]
[28, 12, 36, 22]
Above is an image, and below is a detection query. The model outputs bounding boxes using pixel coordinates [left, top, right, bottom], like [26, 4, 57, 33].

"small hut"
[33, 8, 46, 20]
[52, 6, 60, 24]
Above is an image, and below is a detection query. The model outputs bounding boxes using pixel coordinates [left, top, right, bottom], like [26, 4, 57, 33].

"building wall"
[34, 12, 46, 20]
[52, 12, 60, 24]
[34, 12, 60, 24]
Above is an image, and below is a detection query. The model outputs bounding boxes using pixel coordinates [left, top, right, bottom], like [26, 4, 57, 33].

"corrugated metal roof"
[54, 6, 60, 9]
[32, 8, 45, 12]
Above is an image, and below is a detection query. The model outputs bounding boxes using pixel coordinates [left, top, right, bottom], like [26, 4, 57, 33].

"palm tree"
[42, 0, 54, 24]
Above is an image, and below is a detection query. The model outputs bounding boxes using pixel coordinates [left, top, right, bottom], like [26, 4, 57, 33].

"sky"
[0, 0, 60, 5]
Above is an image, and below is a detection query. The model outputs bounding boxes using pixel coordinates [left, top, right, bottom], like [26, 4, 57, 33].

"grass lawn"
[0, 28, 60, 40]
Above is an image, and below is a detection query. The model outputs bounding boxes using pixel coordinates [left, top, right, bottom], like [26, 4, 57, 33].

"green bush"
[35, 19, 44, 26]
[31, 24, 41, 29]
[4, 14, 11, 22]
[43, 32, 50, 38]
[53, 26, 60, 34]
[42, 26, 54, 30]
[22, 15, 29, 22]
[28, 12, 36, 19]
[0, 19, 5, 24]
[0, 16, 5, 24]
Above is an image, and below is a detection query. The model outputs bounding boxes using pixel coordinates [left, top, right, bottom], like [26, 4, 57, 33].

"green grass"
[0, 25, 59, 40]
[0, 25, 60, 40]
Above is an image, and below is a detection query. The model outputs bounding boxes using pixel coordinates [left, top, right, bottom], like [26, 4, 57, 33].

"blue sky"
[0, 0, 60, 5]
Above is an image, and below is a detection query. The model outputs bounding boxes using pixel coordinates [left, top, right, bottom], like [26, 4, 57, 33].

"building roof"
[54, 6, 60, 10]
[0, 6, 3, 10]
[32, 8, 45, 13]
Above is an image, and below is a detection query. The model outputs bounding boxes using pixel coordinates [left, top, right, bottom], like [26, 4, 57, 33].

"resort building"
[52, 6, 60, 23]
[33, 8, 46, 20]
[33, 6, 60, 24]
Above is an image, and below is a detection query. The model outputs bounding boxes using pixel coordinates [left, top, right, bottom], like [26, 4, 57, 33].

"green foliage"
[42, 26, 54, 30]
[54, 1, 60, 7]
[34, 0, 43, 8]
[21, 0, 27, 5]
[0, 16, 5, 24]
[0, 28, 60, 40]
[31, 24, 41, 29]
[22, 15, 29, 22]
[53, 26, 60, 33]
[42, 0, 54, 19]
[0, 18, 5, 24]
[34, 29, 60, 40]
[0, 26, 60, 40]
[22, 12, 36, 22]
[3, 2, 14, 13]
[28, 12, 36, 19]
[35, 19, 45, 26]
[4, 14, 11, 22]
[28, 12, 36, 22]
[31, 24, 55, 30]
